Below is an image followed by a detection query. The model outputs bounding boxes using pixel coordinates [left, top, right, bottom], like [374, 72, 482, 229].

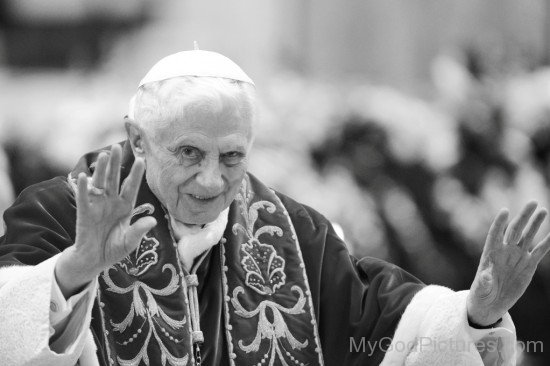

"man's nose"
[196, 157, 224, 192]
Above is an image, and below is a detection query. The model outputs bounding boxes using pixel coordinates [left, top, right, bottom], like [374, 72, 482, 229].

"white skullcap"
[138, 49, 254, 87]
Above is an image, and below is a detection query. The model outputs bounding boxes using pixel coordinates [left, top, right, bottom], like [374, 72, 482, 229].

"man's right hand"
[55, 144, 157, 298]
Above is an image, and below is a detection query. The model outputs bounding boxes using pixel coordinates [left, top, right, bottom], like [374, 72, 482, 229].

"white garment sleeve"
[381, 286, 517, 366]
[0, 253, 99, 366]
[49, 263, 98, 353]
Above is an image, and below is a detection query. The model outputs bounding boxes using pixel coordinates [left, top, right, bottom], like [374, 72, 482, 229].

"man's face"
[139, 101, 252, 225]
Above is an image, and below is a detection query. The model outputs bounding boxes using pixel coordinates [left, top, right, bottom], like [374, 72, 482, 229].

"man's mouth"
[189, 194, 218, 201]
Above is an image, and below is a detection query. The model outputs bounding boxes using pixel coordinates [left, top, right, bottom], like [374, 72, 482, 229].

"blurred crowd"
[251, 46, 550, 365]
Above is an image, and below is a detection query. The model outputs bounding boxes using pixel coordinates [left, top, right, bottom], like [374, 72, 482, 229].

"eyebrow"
[166, 136, 202, 151]
[169, 134, 249, 149]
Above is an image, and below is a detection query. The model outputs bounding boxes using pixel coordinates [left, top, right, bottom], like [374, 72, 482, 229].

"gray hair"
[129, 76, 257, 139]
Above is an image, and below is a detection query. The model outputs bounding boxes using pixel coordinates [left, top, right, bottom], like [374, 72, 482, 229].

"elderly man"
[0, 49, 549, 366]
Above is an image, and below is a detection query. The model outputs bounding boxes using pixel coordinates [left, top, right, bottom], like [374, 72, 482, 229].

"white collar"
[169, 208, 229, 271]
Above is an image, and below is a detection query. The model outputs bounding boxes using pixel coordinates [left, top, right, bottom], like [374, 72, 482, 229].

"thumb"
[125, 216, 157, 249]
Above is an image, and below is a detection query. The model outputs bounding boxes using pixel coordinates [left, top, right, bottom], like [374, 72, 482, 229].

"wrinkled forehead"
[158, 99, 253, 137]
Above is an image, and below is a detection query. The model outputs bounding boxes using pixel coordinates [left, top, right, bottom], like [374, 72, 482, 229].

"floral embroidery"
[240, 237, 286, 295]
[119, 235, 159, 277]
[102, 264, 189, 366]
[232, 181, 285, 296]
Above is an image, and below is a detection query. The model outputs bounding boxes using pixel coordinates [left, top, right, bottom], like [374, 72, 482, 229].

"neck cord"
[164, 206, 225, 366]
[185, 249, 210, 366]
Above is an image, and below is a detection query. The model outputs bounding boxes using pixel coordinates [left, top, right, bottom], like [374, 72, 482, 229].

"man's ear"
[125, 118, 146, 158]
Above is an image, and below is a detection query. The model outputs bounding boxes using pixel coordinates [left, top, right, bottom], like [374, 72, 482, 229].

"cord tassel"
[185, 274, 204, 346]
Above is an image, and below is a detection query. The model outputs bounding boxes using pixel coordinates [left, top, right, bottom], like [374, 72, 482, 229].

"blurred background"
[1, 0, 550, 363]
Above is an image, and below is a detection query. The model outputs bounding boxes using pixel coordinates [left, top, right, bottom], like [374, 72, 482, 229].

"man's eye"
[181, 147, 200, 158]
[221, 151, 245, 166]
[173, 146, 202, 163]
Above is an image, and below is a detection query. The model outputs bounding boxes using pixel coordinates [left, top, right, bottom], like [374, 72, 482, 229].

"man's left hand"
[467, 201, 550, 326]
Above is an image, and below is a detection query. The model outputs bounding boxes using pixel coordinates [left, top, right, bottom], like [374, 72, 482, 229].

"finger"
[484, 209, 509, 252]
[120, 157, 146, 204]
[124, 217, 157, 252]
[76, 173, 90, 209]
[504, 201, 538, 245]
[519, 208, 547, 249]
[530, 232, 550, 264]
[105, 145, 122, 195]
[91, 152, 109, 189]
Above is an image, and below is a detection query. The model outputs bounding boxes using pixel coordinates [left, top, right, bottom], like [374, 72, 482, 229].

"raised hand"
[467, 201, 550, 326]
[55, 145, 156, 297]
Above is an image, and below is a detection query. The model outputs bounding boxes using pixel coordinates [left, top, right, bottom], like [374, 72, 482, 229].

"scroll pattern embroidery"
[231, 286, 308, 361]
[120, 204, 158, 277]
[100, 204, 189, 366]
[230, 180, 309, 366]
[102, 263, 188, 366]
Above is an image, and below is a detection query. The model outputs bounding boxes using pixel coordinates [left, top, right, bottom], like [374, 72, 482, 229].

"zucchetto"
[138, 49, 254, 87]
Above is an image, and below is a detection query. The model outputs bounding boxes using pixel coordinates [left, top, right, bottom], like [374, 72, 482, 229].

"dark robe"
[0, 141, 424, 365]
